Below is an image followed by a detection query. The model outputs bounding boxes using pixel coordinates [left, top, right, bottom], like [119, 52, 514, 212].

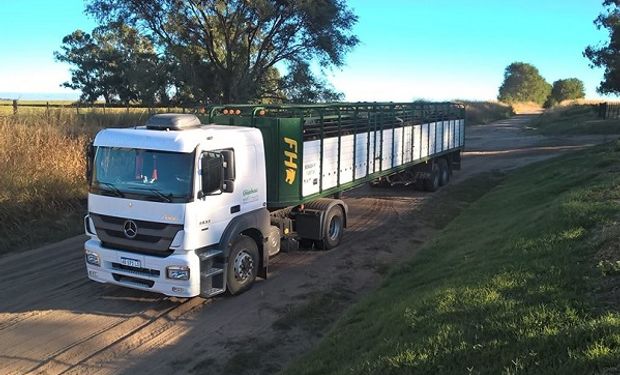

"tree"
[55, 23, 166, 105]
[584, 1, 620, 95]
[545, 78, 585, 107]
[498, 62, 551, 105]
[54, 29, 116, 103]
[83, 0, 359, 104]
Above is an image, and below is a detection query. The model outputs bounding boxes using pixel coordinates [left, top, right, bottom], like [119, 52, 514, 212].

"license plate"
[120, 257, 141, 268]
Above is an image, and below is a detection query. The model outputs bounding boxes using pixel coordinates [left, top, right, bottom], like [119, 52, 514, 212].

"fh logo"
[283, 137, 298, 185]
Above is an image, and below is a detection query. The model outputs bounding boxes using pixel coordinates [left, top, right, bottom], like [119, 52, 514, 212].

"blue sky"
[0, 0, 612, 101]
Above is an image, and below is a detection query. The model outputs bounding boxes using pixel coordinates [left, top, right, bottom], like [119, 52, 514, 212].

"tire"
[438, 159, 450, 186]
[226, 235, 259, 295]
[423, 165, 440, 192]
[315, 205, 345, 250]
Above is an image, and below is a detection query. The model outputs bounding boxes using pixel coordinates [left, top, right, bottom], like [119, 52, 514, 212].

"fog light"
[85, 250, 100, 266]
[167, 266, 190, 280]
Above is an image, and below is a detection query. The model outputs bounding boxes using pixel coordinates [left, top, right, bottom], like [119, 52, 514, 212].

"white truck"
[84, 102, 465, 297]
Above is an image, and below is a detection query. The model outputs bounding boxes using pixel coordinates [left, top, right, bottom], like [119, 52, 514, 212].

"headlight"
[166, 266, 190, 280]
[85, 250, 100, 266]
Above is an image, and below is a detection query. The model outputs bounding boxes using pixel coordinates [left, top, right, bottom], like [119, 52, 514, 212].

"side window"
[199, 149, 235, 196]
[200, 151, 224, 196]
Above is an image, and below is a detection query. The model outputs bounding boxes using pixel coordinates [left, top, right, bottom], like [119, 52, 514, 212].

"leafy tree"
[584, 0, 620, 95]
[280, 62, 344, 103]
[55, 23, 166, 105]
[84, 0, 359, 104]
[545, 78, 585, 107]
[55, 29, 116, 103]
[498, 62, 551, 105]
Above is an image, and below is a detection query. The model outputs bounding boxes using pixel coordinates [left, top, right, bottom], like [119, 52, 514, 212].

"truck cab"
[84, 114, 275, 298]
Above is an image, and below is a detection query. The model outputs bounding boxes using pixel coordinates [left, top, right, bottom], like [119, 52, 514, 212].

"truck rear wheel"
[227, 235, 259, 295]
[315, 205, 345, 250]
[424, 166, 440, 192]
[438, 159, 450, 186]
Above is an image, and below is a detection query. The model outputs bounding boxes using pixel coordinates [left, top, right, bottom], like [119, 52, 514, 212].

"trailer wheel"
[438, 159, 450, 186]
[227, 235, 259, 295]
[315, 205, 345, 250]
[424, 165, 440, 192]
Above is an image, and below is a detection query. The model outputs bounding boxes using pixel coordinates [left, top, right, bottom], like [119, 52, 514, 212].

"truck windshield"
[91, 147, 195, 203]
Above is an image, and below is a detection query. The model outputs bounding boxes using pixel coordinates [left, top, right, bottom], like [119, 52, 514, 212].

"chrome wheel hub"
[233, 250, 254, 282]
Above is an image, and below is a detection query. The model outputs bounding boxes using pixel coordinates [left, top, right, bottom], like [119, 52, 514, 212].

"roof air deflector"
[145, 114, 201, 130]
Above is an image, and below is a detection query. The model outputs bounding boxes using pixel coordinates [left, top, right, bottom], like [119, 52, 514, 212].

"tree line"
[497, 62, 585, 108]
[499, 1, 620, 107]
[56, 0, 359, 106]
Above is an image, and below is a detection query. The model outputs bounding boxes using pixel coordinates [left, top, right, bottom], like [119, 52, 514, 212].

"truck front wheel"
[227, 235, 259, 295]
[315, 205, 345, 250]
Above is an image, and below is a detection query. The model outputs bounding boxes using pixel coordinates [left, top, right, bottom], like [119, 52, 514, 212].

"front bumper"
[84, 239, 201, 297]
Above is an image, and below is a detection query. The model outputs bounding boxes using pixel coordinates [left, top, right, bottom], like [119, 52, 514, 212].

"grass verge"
[283, 142, 620, 375]
[532, 104, 620, 136]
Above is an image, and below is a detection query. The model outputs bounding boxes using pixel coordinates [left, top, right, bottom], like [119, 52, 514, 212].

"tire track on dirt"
[18, 298, 205, 375]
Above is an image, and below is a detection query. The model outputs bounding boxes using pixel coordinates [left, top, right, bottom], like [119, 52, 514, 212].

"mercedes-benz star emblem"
[123, 220, 138, 239]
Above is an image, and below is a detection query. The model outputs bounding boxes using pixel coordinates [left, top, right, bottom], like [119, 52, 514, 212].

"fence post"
[12, 99, 17, 115]
[76, 102, 80, 115]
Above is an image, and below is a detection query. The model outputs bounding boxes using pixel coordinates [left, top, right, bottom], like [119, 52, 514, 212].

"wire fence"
[0, 100, 200, 116]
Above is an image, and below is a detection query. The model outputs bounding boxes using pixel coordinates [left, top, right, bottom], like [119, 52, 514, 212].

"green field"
[284, 142, 620, 374]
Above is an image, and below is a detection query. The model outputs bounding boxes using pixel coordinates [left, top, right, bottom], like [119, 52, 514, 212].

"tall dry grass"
[0, 109, 158, 253]
[0, 114, 89, 252]
[456, 100, 515, 125]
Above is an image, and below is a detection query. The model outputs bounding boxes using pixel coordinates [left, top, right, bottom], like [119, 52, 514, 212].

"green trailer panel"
[209, 102, 465, 208]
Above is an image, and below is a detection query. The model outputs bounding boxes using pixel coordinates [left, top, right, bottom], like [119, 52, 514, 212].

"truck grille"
[111, 262, 161, 277]
[90, 213, 182, 257]
[112, 273, 155, 288]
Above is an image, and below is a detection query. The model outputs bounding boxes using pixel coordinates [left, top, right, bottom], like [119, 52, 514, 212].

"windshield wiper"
[133, 187, 173, 203]
[95, 181, 125, 197]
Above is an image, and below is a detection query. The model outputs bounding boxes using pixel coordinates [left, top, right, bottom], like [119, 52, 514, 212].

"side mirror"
[86, 142, 95, 184]
[200, 152, 224, 197]
[220, 149, 235, 193]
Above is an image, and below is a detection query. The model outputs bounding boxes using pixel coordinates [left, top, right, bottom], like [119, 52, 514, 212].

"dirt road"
[0, 115, 616, 375]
